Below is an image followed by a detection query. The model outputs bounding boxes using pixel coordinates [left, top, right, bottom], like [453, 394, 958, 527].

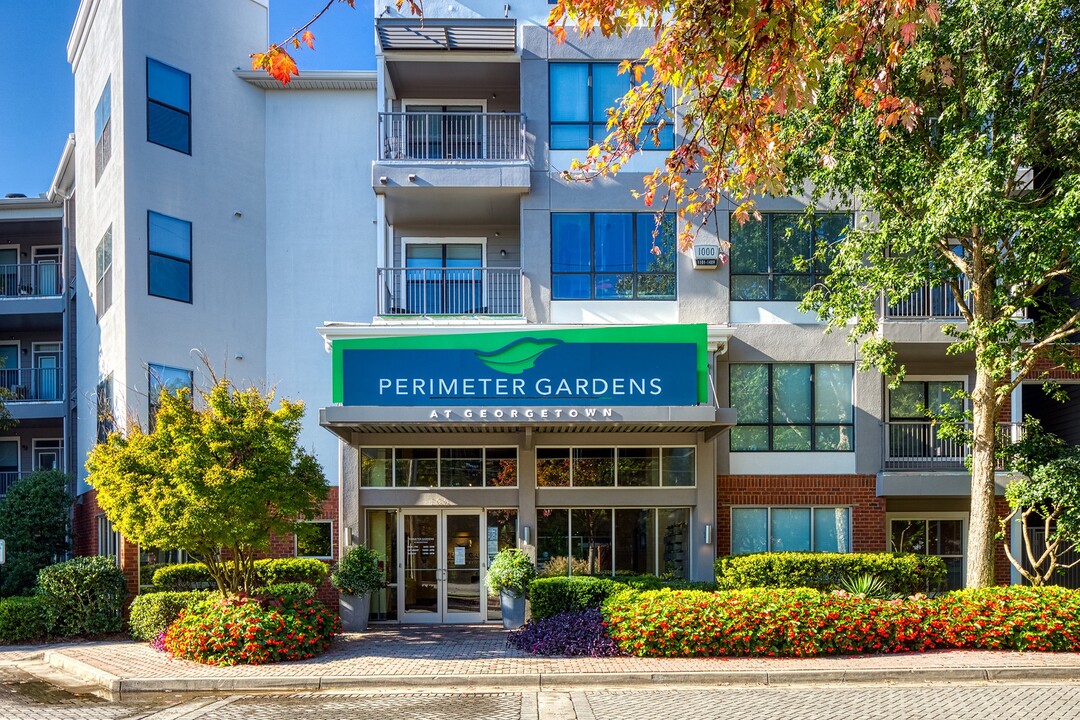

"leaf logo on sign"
[474, 338, 563, 375]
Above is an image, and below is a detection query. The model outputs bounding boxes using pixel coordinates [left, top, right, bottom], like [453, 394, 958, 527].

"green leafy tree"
[85, 377, 327, 595]
[998, 418, 1080, 586]
[0, 470, 71, 596]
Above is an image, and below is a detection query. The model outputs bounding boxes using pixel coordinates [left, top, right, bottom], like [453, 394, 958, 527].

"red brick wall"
[716, 475, 885, 556]
[73, 489, 101, 558]
[995, 496, 1012, 586]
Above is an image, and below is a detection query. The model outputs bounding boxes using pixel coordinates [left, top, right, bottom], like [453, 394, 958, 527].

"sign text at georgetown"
[331, 325, 709, 409]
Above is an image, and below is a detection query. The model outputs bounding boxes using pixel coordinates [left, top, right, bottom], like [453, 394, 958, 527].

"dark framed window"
[890, 518, 964, 589]
[95, 78, 111, 181]
[729, 363, 854, 452]
[360, 447, 518, 488]
[296, 521, 333, 559]
[730, 213, 850, 301]
[535, 447, 694, 487]
[96, 375, 114, 443]
[147, 58, 191, 154]
[95, 227, 112, 320]
[148, 211, 192, 303]
[148, 363, 193, 426]
[551, 212, 676, 300]
[549, 62, 673, 150]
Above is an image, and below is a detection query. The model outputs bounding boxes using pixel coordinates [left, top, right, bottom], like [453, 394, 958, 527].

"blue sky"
[0, 0, 375, 197]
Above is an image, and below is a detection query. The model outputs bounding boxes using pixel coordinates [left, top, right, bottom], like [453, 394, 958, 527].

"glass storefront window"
[618, 448, 660, 487]
[573, 448, 615, 486]
[662, 448, 695, 486]
[367, 509, 398, 621]
[535, 447, 695, 487]
[361, 448, 519, 487]
[396, 448, 438, 487]
[537, 508, 570, 574]
[658, 508, 690, 578]
[571, 509, 613, 576]
[485, 509, 518, 620]
[614, 509, 656, 575]
[361, 448, 392, 487]
[441, 448, 483, 488]
[537, 449, 571, 487]
[485, 449, 518, 487]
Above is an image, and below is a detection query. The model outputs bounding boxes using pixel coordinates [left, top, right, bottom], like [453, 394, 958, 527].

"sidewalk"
[5, 626, 1080, 697]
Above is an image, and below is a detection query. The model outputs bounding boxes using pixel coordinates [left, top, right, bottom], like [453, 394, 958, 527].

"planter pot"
[501, 590, 526, 630]
[339, 592, 371, 632]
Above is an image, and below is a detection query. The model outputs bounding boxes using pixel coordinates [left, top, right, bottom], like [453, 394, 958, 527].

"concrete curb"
[36, 650, 1080, 697]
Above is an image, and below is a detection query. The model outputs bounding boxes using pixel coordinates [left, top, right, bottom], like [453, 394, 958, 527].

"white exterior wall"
[264, 88, 379, 485]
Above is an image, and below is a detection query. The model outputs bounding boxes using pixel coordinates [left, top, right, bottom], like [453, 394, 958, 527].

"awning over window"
[376, 18, 517, 52]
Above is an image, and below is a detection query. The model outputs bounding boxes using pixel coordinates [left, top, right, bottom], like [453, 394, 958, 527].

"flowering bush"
[163, 594, 340, 665]
[715, 552, 947, 595]
[507, 609, 621, 657]
[601, 586, 1080, 657]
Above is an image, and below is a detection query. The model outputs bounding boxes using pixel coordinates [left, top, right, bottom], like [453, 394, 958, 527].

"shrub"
[714, 552, 947, 595]
[152, 564, 214, 591]
[0, 470, 72, 597]
[538, 556, 590, 577]
[933, 586, 1080, 651]
[37, 556, 128, 637]
[128, 590, 215, 642]
[163, 595, 340, 665]
[255, 558, 328, 588]
[331, 545, 384, 596]
[253, 582, 317, 604]
[528, 576, 624, 619]
[0, 596, 47, 643]
[486, 549, 536, 598]
[507, 609, 621, 657]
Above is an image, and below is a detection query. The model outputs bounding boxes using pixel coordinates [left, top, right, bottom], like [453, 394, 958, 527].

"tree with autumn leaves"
[258, 0, 1080, 588]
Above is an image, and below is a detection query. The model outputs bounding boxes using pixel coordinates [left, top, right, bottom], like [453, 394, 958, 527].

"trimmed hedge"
[0, 596, 47, 644]
[152, 558, 329, 592]
[714, 552, 947, 595]
[528, 575, 710, 619]
[129, 591, 215, 642]
[601, 585, 1080, 657]
[254, 582, 317, 604]
[37, 556, 127, 637]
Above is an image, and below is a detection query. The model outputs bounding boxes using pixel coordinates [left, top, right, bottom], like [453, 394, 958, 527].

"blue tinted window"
[550, 64, 589, 122]
[730, 213, 851, 301]
[147, 58, 191, 154]
[148, 211, 191, 303]
[551, 213, 676, 300]
[95, 79, 111, 139]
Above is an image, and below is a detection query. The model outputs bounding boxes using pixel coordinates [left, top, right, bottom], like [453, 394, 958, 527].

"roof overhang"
[320, 405, 736, 439]
[376, 18, 517, 52]
[235, 70, 378, 90]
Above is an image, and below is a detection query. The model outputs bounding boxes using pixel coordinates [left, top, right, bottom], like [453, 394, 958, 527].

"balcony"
[377, 267, 523, 317]
[0, 472, 30, 498]
[0, 263, 62, 298]
[883, 421, 1019, 471]
[0, 367, 64, 402]
[885, 280, 968, 319]
[379, 112, 526, 162]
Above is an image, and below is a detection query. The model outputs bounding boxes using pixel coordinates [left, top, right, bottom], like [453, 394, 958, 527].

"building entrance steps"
[4, 626, 1080, 697]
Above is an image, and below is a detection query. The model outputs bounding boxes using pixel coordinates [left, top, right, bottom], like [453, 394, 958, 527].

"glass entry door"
[404, 243, 484, 314]
[401, 510, 483, 623]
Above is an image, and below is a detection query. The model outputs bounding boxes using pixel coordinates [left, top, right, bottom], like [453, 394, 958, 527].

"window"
[148, 363, 193, 425]
[95, 78, 111, 180]
[296, 521, 333, 559]
[360, 447, 517, 487]
[95, 227, 112, 319]
[147, 58, 191, 154]
[139, 547, 188, 591]
[887, 380, 965, 464]
[549, 62, 673, 150]
[148, 211, 192, 302]
[537, 507, 690, 578]
[730, 213, 851, 301]
[551, 213, 676, 300]
[536, 446, 694, 487]
[890, 518, 963, 590]
[96, 375, 114, 443]
[97, 514, 121, 562]
[731, 506, 851, 554]
[730, 364, 854, 451]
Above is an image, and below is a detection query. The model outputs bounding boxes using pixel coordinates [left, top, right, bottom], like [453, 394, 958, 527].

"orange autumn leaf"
[268, 48, 299, 85]
[301, 31, 315, 50]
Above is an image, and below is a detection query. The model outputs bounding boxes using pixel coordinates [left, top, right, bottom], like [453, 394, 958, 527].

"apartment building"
[0, 143, 77, 504]
[64, 0, 1076, 619]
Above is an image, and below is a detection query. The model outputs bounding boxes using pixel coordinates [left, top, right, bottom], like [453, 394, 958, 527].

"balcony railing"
[885, 279, 968, 319]
[0, 263, 63, 298]
[378, 112, 527, 162]
[0, 367, 65, 402]
[377, 267, 523, 316]
[0, 472, 30, 498]
[884, 421, 1020, 471]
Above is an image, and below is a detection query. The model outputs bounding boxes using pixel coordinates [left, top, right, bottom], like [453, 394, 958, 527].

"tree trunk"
[966, 367, 999, 588]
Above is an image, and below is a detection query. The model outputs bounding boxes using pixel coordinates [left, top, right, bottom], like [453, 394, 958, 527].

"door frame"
[32, 438, 63, 472]
[32, 342, 62, 402]
[399, 508, 487, 624]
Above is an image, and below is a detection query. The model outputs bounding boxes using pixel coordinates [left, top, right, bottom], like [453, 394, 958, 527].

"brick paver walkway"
[8, 626, 1080, 682]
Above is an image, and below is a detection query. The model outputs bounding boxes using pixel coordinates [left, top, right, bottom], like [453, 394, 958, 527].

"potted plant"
[485, 548, 536, 630]
[331, 545, 385, 632]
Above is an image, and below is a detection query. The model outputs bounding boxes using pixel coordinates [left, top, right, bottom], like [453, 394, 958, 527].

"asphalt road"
[3, 665, 1080, 720]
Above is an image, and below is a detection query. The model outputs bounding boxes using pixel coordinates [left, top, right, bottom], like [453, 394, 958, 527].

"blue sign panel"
[341, 337, 698, 406]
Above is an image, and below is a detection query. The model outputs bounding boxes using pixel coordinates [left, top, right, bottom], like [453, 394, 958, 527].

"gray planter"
[500, 591, 526, 630]
[339, 593, 371, 632]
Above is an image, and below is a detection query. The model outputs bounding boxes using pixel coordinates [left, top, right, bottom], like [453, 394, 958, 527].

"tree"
[0, 470, 71, 596]
[85, 377, 327, 595]
[998, 419, 1080, 586]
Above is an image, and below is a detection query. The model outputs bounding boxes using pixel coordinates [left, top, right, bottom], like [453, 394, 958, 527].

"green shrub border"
[714, 552, 947, 595]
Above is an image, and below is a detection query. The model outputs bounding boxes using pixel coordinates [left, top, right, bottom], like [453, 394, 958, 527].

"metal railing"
[0, 367, 65, 402]
[885, 279, 968, 319]
[0, 472, 30, 498]
[884, 421, 1020, 471]
[0, 263, 63, 298]
[378, 112, 527, 161]
[377, 267, 523, 316]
